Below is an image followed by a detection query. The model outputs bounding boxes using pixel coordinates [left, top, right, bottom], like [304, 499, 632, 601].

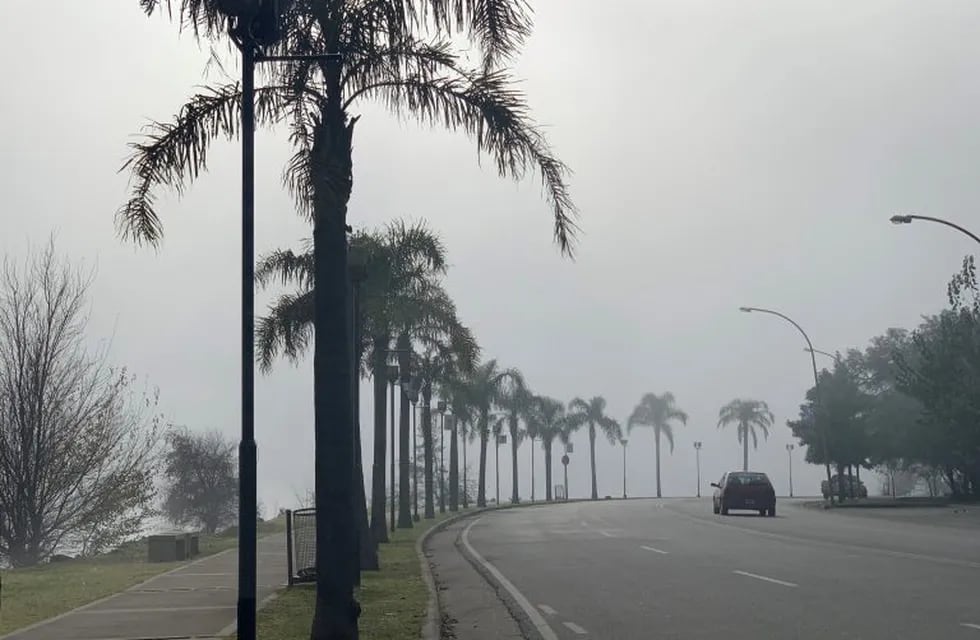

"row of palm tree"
[118, 1, 577, 636]
[445, 392, 778, 503]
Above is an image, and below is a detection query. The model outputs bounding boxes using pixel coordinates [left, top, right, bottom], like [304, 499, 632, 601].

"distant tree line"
[787, 256, 980, 500]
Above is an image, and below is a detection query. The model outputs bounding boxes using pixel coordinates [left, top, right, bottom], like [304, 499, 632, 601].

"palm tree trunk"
[423, 383, 435, 519]
[396, 334, 413, 529]
[477, 416, 489, 507]
[545, 442, 553, 501]
[510, 416, 520, 503]
[742, 423, 749, 472]
[309, 84, 360, 639]
[449, 418, 459, 511]
[589, 424, 598, 500]
[369, 337, 389, 544]
[655, 430, 662, 498]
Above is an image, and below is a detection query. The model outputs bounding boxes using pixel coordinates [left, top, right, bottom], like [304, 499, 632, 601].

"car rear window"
[729, 472, 770, 485]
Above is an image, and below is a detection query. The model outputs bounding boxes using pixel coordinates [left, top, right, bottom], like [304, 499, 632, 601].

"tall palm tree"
[440, 376, 475, 511]
[119, 3, 576, 636]
[530, 396, 566, 501]
[414, 310, 479, 519]
[255, 220, 447, 544]
[718, 399, 774, 472]
[567, 397, 621, 501]
[495, 373, 532, 503]
[465, 360, 519, 507]
[628, 392, 688, 498]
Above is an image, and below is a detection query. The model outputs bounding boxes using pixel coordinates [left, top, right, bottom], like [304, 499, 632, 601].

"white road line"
[563, 621, 588, 635]
[961, 622, 980, 630]
[539, 604, 558, 616]
[599, 530, 615, 538]
[580, 520, 590, 528]
[462, 518, 560, 640]
[641, 545, 669, 555]
[80, 605, 236, 614]
[733, 570, 798, 588]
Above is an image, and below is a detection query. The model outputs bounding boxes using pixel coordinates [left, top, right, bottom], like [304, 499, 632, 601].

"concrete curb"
[418, 498, 595, 640]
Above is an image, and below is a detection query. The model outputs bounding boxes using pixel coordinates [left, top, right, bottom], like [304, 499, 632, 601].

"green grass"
[255, 510, 463, 640]
[0, 517, 286, 636]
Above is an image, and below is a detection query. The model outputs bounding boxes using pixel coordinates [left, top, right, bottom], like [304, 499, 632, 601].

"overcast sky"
[3, 1, 979, 513]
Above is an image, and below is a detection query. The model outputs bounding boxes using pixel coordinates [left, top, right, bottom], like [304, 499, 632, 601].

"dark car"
[712, 471, 776, 517]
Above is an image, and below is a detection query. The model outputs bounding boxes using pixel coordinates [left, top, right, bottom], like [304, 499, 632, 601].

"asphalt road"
[461, 498, 980, 639]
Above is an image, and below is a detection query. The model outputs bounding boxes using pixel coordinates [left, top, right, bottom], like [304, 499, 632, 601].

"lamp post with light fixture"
[739, 306, 833, 502]
[889, 214, 980, 244]
[786, 444, 796, 497]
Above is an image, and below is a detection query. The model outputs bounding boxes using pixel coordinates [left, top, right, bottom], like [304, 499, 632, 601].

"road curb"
[418, 499, 594, 640]
[418, 507, 490, 640]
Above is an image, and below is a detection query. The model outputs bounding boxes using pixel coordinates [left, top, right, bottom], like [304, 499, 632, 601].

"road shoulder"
[425, 517, 525, 640]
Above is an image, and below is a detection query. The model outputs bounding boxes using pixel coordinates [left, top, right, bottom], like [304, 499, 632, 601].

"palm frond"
[255, 248, 315, 289]
[419, 0, 532, 70]
[116, 83, 293, 246]
[255, 289, 313, 372]
[345, 70, 577, 254]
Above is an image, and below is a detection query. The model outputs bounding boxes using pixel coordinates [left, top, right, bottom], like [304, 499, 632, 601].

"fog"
[3, 0, 978, 512]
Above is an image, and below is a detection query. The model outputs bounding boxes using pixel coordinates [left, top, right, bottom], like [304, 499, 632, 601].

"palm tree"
[628, 392, 688, 498]
[255, 220, 447, 544]
[530, 396, 566, 501]
[441, 376, 475, 511]
[465, 360, 519, 507]
[718, 399, 774, 472]
[495, 373, 532, 503]
[413, 311, 479, 519]
[567, 397, 621, 500]
[119, 3, 576, 636]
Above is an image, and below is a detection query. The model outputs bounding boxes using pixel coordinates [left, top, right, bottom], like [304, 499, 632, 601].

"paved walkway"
[1, 535, 287, 640]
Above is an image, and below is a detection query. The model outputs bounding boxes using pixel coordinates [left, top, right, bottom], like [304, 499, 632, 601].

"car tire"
[758, 509, 766, 516]
[721, 503, 729, 516]
[768, 506, 776, 517]
[713, 503, 720, 515]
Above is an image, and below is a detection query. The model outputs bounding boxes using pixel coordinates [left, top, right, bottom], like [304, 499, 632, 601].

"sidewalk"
[1, 535, 286, 640]
[426, 518, 523, 640]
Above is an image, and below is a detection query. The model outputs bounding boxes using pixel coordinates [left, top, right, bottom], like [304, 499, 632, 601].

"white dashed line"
[733, 570, 798, 588]
[563, 621, 588, 635]
[599, 530, 615, 538]
[961, 622, 980, 631]
[539, 604, 557, 616]
[641, 545, 669, 555]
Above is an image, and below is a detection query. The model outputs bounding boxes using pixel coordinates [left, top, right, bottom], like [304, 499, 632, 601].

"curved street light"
[804, 347, 842, 364]
[889, 214, 980, 245]
[739, 306, 834, 501]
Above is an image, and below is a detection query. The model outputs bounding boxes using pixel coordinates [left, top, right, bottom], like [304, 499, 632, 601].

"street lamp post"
[739, 306, 834, 502]
[437, 400, 447, 513]
[386, 364, 399, 533]
[694, 441, 702, 498]
[406, 382, 420, 522]
[448, 415, 459, 511]
[890, 214, 980, 245]
[786, 444, 795, 497]
[620, 439, 628, 499]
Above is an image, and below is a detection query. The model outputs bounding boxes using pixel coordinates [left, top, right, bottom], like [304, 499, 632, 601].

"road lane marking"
[733, 570, 798, 588]
[539, 604, 557, 616]
[961, 623, 980, 630]
[580, 520, 590, 528]
[641, 545, 669, 554]
[599, 530, 615, 538]
[462, 518, 560, 640]
[563, 621, 588, 634]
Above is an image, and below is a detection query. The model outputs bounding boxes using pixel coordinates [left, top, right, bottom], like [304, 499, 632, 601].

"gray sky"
[3, 1, 979, 512]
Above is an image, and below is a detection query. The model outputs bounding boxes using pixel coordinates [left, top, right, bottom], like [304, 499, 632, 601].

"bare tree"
[0, 239, 162, 567]
[162, 429, 238, 534]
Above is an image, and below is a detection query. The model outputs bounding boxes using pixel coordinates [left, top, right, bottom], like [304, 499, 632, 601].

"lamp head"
[890, 214, 913, 225]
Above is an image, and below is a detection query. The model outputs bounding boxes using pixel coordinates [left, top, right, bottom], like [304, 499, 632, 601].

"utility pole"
[694, 441, 702, 498]
[786, 444, 795, 497]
